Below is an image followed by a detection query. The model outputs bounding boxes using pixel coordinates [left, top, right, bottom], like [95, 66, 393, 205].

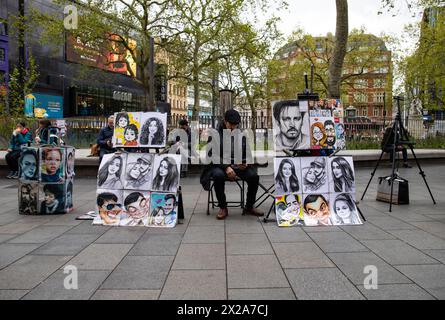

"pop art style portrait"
[124, 153, 153, 190]
[274, 158, 302, 195]
[275, 193, 302, 227]
[139, 112, 167, 147]
[19, 148, 39, 181]
[335, 123, 346, 150]
[302, 193, 333, 226]
[40, 147, 65, 183]
[113, 112, 141, 147]
[152, 154, 181, 193]
[301, 157, 329, 194]
[66, 148, 75, 178]
[324, 119, 336, 149]
[328, 156, 355, 193]
[94, 189, 124, 226]
[97, 153, 127, 190]
[330, 193, 362, 225]
[310, 121, 328, 149]
[148, 193, 178, 228]
[119, 191, 151, 227]
[19, 183, 39, 215]
[40, 184, 65, 215]
[272, 100, 310, 151]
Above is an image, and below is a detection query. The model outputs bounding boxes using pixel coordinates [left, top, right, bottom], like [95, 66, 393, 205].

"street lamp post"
[383, 91, 386, 129]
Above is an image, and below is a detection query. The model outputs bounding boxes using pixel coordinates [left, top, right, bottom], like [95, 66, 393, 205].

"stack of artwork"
[18, 146, 75, 215]
[94, 153, 181, 228]
[273, 99, 346, 151]
[113, 112, 167, 148]
[274, 156, 362, 227]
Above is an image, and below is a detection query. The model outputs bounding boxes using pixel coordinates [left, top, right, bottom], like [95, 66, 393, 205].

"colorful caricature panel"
[40, 147, 65, 183]
[124, 153, 154, 190]
[39, 183, 66, 215]
[113, 112, 141, 147]
[328, 156, 356, 193]
[148, 192, 178, 228]
[94, 189, 124, 226]
[274, 157, 302, 196]
[151, 154, 181, 193]
[302, 193, 333, 226]
[139, 112, 168, 148]
[97, 153, 127, 190]
[19, 183, 39, 215]
[275, 193, 303, 227]
[19, 147, 39, 182]
[119, 190, 151, 227]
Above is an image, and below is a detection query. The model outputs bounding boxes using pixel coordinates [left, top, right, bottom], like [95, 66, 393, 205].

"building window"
[355, 79, 368, 88]
[373, 107, 380, 117]
[0, 23, 7, 36]
[374, 78, 386, 88]
[362, 108, 368, 117]
[354, 93, 368, 103]
[374, 92, 385, 103]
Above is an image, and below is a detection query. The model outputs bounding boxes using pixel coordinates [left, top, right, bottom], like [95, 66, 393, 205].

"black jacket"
[97, 126, 114, 151]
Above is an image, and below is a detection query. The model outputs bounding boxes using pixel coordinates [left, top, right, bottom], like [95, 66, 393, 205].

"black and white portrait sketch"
[40, 184, 65, 215]
[66, 179, 74, 212]
[97, 153, 127, 190]
[66, 147, 75, 178]
[330, 193, 362, 225]
[328, 156, 355, 193]
[152, 154, 181, 193]
[301, 157, 329, 194]
[139, 112, 167, 147]
[272, 100, 310, 151]
[19, 183, 39, 215]
[19, 148, 39, 181]
[124, 154, 154, 190]
[274, 158, 302, 195]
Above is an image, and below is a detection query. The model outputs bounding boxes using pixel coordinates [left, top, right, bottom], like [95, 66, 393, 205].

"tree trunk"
[192, 71, 200, 121]
[328, 0, 348, 99]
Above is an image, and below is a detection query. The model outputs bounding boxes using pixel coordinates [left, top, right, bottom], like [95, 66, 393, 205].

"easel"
[361, 96, 436, 212]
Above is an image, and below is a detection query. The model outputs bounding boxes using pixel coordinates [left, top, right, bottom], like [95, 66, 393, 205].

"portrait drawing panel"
[302, 193, 333, 227]
[39, 183, 66, 215]
[274, 157, 302, 196]
[300, 156, 329, 194]
[65, 147, 76, 178]
[148, 192, 178, 228]
[97, 152, 127, 190]
[328, 156, 356, 193]
[309, 117, 336, 149]
[329, 192, 362, 226]
[275, 193, 303, 227]
[19, 147, 39, 182]
[94, 189, 124, 226]
[40, 147, 65, 183]
[139, 112, 168, 148]
[272, 100, 311, 151]
[65, 178, 74, 213]
[113, 112, 141, 147]
[151, 154, 181, 193]
[119, 190, 151, 227]
[19, 182, 39, 215]
[124, 153, 154, 190]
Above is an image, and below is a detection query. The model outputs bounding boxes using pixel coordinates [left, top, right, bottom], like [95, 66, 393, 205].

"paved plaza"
[0, 163, 445, 300]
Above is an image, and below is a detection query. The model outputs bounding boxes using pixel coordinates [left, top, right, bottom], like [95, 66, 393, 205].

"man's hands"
[225, 166, 237, 180]
[106, 139, 113, 147]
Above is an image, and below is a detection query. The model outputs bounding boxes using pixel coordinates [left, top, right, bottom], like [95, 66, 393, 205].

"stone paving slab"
[340, 224, 396, 240]
[91, 289, 160, 300]
[0, 244, 40, 269]
[172, 243, 225, 270]
[7, 226, 73, 244]
[226, 233, 274, 255]
[95, 227, 146, 244]
[395, 264, 445, 299]
[308, 231, 369, 253]
[272, 242, 335, 269]
[262, 225, 312, 243]
[0, 290, 29, 300]
[356, 284, 436, 300]
[66, 244, 133, 270]
[182, 226, 225, 244]
[32, 234, 101, 256]
[228, 288, 296, 300]
[387, 229, 445, 250]
[129, 233, 183, 256]
[285, 268, 365, 300]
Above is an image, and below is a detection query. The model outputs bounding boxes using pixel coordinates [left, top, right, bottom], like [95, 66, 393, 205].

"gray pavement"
[0, 163, 444, 300]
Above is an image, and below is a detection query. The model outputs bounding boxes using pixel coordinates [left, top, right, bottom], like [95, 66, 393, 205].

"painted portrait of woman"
[330, 157, 355, 193]
[331, 193, 361, 225]
[97, 154, 125, 190]
[274, 158, 300, 195]
[310, 122, 327, 148]
[152, 156, 179, 192]
[140, 116, 166, 146]
[19, 149, 39, 181]
[19, 183, 38, 215]
[66, 148, 75, 178]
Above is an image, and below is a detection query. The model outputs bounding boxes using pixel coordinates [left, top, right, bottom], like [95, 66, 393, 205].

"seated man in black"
[97, 115, 117, 164]
[381, 125, 412, 168]
[208, 109, 264, 220]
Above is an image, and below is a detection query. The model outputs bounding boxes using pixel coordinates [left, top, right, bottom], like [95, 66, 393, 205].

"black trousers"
[384, 146, 408, 163]
[99, 148, 116, 164]
[5, 150, 21, 172]
[211, 166, 259, 209]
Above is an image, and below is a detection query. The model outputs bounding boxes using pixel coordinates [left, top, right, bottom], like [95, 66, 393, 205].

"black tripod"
[361, 96, 436, 212]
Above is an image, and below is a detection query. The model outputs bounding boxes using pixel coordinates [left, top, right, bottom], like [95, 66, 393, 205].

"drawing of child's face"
[159, 160, 169, 177]
[45, 150, 61, 175]
[313, 126, 323, 141]
[44, 191, 56, 205]
[149, 120, 158, 134]
[282, 162, 293, 179]
[124, 128, 136, 141]
[305, 196, 330, 222]
[118, 117, 128, 128]
[108, 158, 121, 175]
[335, 200, 352, 219]
[127, 196, 149, 219]
[163, 198, 175, 215]
[332, 162, 342, 178]
[21, 154, 37, 178]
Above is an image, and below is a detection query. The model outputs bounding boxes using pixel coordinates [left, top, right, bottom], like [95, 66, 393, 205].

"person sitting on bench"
[381, 125, 412, 168]
[207, 109, 264, 220]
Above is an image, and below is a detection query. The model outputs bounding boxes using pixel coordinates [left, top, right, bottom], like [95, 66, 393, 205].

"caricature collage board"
[93, 152, 181, 228]
[272, 99, 346, 151]
[18, 146, 75, 215]
[273, 156, 362, 227]
[113, 112, 168, 148]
